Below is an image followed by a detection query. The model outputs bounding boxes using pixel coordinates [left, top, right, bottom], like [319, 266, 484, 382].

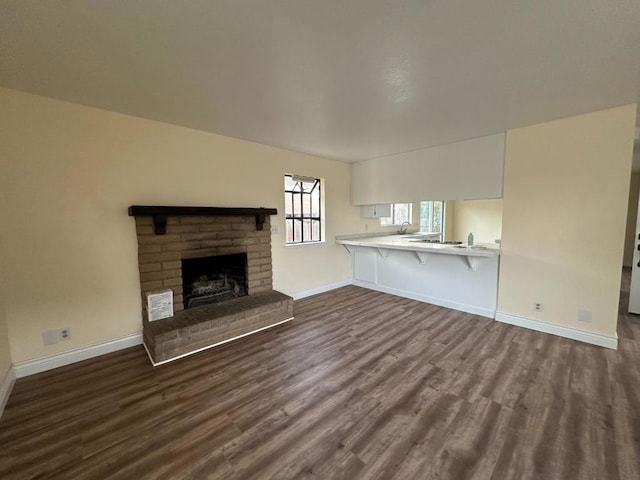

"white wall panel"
[351, 133, 505, 204]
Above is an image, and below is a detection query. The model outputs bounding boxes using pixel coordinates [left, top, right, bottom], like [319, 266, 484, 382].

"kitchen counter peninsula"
[336, 233, 500, 318]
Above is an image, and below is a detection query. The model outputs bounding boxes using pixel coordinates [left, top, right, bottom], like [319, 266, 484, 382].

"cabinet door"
[360, 204, 391, 218]
[360, 205, 376, 218]
[374, 204, 391, 217]
[354, 248, 377, 284]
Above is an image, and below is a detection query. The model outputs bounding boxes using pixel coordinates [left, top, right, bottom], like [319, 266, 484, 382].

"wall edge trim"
[0, 365, 16, 419]
[14, 333, 143, 378]
[495, 311, 618, 349]
[352, 281, 496, 318]
[144, 316, 295, 367]
[290, 280, 352, 300]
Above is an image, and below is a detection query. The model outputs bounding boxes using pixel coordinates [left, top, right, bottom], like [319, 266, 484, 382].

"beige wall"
[444, 201, 454, 241]
[498, 104, 636, 337]
[0, 88, 361, 363]
[451, 199, 503, 243]
[623, 172, 640, 267]
[0, 292, 12, 383]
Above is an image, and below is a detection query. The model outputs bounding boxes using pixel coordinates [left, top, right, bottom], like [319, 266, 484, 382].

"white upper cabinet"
[360, 204, 391, 218]
[351, 133, 505, 205]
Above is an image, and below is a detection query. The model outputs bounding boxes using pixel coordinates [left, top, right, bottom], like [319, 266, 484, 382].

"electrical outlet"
[270, 225, 278, 235]
[43, 330, 59, 346]
[534, 302, 543, 312]
[59, 328, 71, 341]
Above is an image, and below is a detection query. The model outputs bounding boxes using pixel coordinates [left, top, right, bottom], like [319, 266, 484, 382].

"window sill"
[285, 241, 326, 248]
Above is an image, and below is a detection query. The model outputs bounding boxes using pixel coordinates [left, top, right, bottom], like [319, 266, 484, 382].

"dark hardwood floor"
[1, 273, 640, 479]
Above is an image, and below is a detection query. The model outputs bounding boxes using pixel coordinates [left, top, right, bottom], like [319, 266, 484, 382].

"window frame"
[380, 203, 412, 226]
[419, 200, 446, 234]
[284, 174, 323, 245]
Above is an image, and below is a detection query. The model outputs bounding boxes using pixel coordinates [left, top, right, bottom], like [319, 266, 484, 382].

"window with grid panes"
[284, 174, 322, 244]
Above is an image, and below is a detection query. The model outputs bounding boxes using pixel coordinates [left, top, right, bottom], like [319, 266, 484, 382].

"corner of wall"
[623, 171, 640, 267]
[0, 365, 16, 418]
[498, 104, 636, 340]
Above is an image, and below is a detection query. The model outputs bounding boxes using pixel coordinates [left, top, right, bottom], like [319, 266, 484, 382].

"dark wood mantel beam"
[128, 206, 278, 234]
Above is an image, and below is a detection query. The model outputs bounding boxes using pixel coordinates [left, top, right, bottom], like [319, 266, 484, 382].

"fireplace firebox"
[182, 253, 248, 309]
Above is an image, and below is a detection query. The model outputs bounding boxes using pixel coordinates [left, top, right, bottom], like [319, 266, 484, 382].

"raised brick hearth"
[130, 207, 293, 364]
[144, 290, 293, 363]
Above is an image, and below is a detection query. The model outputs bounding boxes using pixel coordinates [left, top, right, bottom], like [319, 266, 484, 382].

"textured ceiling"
[1, 1, 639, 162]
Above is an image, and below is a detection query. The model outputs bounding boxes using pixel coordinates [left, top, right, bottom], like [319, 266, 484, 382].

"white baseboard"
[352, 280, 496, 319]
[0, 365, 16, 418]
[495, 311, 618, 349]
[291, 279, 352, 300]
[144, 316, 295, 366]
[14, 333, 143, 378]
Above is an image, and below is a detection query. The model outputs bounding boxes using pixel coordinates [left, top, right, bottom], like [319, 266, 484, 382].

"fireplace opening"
[182, 253, 248, 309]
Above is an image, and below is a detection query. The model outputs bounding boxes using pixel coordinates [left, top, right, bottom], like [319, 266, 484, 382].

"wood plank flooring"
[1, 273, 640, 479]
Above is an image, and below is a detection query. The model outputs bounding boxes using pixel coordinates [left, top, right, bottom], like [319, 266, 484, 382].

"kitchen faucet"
[398, 221, 411, 234]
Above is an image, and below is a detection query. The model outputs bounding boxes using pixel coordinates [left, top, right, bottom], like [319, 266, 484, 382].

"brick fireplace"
[129, 206, 293, 364]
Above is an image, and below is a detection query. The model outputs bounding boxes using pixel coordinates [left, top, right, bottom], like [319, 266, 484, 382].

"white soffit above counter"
[351, 133, 505, 204]
[0, 1, 639, 162]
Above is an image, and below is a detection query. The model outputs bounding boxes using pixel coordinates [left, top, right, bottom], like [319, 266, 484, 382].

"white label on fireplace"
[147, 289, 174, 322]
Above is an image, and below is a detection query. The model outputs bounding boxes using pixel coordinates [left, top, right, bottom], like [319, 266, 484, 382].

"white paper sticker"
[147, 289, 174, 321]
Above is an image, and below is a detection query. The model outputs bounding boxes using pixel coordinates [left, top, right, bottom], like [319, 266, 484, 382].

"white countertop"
[335, 234, 501, 258]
